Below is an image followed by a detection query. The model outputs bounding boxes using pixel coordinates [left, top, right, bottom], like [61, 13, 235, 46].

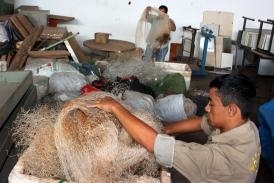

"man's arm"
[170, 19, 176, 31]
[89, 97, 157, 152]
[164, 116, 202, 135]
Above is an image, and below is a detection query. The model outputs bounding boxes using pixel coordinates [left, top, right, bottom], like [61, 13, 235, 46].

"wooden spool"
[94, 32, 111, 44]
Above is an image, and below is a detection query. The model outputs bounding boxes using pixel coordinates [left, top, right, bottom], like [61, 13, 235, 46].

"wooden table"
[83, 39, 136, 53]
[251, 49, 274, 96]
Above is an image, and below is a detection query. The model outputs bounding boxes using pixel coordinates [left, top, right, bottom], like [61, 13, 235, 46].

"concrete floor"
[171, 66, 274, 183]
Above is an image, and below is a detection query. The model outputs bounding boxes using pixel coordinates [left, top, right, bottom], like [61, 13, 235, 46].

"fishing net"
[102, 60, 168, 84]
[148, 73, 187, 97]
[135, 7, 171, 50]
[12, 104, 65, 179]
[54, 91, 163, 182]
[12, 92, 163, 182]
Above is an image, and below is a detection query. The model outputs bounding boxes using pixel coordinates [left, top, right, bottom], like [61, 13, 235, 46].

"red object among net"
[80, 84, 101, 95]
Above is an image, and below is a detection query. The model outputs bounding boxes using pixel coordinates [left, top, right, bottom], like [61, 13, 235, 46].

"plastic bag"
[122, 90, 155, 113]
[49, 72, 88, 93]
[154, 94, 187, 122]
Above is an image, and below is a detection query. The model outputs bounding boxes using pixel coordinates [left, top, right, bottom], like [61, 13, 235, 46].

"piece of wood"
[28, 50, 70, 58]
[66, 32, 89, 62]
[15, 5, 39, 12]
[0, 14, 12, 21]
[8, 26, 43, 70]
[48, 14, 75, 22]
[40, 27, 68, 40]
[18, 9, 49, 27]
[64, 40, 79, 63]
[83, 39, 136, 52]
[9, 15, 29, 39]
[252, 49, 274, 60]
[169, 43, 182, 61]
[17, 14, 35, 34]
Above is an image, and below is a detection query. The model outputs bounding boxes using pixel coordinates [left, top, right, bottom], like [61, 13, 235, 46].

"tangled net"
[12, 104, 65, 179]
[12, 92, 163, 182]
[102, 60, 168, 84]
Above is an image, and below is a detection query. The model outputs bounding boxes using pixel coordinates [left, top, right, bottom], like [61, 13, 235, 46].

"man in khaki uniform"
[89, 74, 261, 183]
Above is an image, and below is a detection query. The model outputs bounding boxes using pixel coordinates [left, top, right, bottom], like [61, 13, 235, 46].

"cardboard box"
[203, 11, 234, 38]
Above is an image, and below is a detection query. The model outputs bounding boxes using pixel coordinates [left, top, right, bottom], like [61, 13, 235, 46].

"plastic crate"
[9, 157, 171, 183]
[154, 62, 192, 90]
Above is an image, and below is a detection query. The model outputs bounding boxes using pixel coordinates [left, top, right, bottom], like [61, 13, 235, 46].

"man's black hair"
[209, 74, 256, 119]
[158, 5, 168, 13]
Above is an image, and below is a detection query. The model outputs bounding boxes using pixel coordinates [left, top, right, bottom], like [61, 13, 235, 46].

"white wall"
[15, 0, 274, 51]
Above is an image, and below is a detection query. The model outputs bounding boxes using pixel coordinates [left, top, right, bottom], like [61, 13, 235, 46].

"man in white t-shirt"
[143, 5, 176, 62]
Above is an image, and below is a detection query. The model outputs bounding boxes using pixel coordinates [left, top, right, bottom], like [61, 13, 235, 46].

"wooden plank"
[17, 14, 35, 34]
[40, 27, 68, 40]
[64, 40, 79, 63]
[66, 32, 89, 62]
[0, 14, 12, 21]
[15, 5, 39, 12]
[28, 50, 70, 58]
[18, 10, 49, 27]
[8, 26, 43, 70]
[9, 15, 29, 39]
[169, 43, 182, 61]
[48, 14, 75, 22]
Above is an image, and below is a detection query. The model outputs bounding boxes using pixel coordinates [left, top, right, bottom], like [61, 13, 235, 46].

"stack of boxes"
[199, 11, 234, 69]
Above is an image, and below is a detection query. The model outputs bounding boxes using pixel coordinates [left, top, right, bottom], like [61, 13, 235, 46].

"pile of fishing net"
[101, 60, 188, 98]
[101, 60, 168, 84]
[12, 92, 163, 183]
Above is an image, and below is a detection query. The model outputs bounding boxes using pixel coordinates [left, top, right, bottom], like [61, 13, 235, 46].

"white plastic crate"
[8, 158, 60, 183]
[154, 62, 192, 90]
[9, 157, 171, 183]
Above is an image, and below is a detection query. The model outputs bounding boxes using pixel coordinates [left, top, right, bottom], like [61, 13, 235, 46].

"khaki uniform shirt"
[154, 116, 261, 183]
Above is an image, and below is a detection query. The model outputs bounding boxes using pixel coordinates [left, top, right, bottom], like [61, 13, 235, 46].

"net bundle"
[54, 91, 163, 182]
[12, 104, 65, 179]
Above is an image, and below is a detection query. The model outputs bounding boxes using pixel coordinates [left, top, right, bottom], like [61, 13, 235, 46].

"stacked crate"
[0, 71, 37, 182]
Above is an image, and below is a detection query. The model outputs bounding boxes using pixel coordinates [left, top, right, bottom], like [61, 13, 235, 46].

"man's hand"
[146, 6, 152, 12]
[88, 96, 120, 113]
[145, 6, 152, 18]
